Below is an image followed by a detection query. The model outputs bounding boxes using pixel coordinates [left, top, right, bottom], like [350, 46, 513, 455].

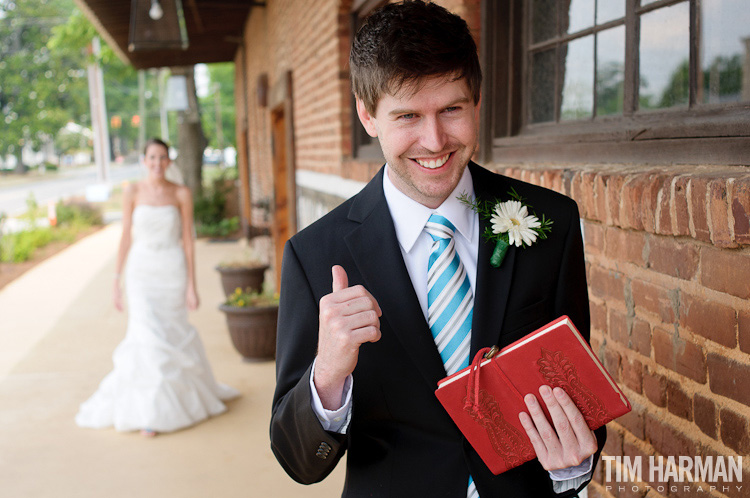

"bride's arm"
[177, 186, 199, 310]
[114, 184, 136, 311]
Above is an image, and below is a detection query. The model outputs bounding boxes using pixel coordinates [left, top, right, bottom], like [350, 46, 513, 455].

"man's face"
[356, 76, 481, 209]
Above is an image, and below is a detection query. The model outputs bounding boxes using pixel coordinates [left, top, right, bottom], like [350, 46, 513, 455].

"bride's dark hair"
[144, 138, 169, 154]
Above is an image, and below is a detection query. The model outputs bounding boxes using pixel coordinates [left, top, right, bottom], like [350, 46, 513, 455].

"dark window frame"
[482, 0, 750, 166]
[350, 0, 386, 162]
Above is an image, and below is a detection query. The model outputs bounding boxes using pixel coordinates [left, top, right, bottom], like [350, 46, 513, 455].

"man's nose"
[419, 117, 447, 153]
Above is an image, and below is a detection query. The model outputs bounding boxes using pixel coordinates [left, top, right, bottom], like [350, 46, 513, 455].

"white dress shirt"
[309, 165, 592, 491]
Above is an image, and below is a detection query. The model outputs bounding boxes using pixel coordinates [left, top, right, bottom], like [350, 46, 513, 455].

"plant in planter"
[215, 250, 269, 296]
[219, 287, 279, 361]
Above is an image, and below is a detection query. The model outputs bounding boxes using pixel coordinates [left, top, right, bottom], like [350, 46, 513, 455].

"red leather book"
[435, 315, 631, 475]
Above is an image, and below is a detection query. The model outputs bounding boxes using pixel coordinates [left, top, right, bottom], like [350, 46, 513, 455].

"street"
[0, 162, 142, 216]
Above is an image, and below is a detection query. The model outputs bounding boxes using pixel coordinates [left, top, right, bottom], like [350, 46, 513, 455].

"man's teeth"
[415, 153, 450, 169]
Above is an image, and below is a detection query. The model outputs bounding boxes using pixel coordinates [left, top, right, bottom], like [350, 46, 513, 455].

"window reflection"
[531, 48, 557, 123]
[700, 0, 750, 104]
[532, 0, 558, 43]
[639, 3, 690, 109]
[563, 0, 595, 34]
[597, 26, 625, 116]
[561, 36, 594, 120]
[596, 0, 624, 24]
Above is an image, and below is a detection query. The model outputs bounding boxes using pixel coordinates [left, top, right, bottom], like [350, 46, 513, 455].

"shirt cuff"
[549, 456, 593, 494]
[309, 357, 353, 434]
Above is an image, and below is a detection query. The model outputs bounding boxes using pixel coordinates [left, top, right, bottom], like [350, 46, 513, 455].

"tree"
[200, 62, 236, 151]
[171, 65, 206, 197]
[0, 0, 89, 171]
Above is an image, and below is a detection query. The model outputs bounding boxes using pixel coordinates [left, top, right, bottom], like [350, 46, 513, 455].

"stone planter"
[219, 303, 277, 361]
[215, 264, 269, 296]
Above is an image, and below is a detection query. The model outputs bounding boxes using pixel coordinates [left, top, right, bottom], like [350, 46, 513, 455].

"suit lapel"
[344, 169, 447, 389]
[469, 163, 516, 355]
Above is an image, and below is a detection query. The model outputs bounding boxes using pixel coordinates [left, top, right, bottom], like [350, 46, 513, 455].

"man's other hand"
[518, 385, 598, 471]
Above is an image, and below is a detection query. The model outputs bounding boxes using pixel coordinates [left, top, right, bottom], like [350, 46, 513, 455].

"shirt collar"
[382, 164, 475, 253]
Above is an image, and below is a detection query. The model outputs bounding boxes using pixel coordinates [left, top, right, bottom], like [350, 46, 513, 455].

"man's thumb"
[332, 265, 349, 293]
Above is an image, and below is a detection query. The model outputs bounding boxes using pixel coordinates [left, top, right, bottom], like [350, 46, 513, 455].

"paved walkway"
[0, 225, 345, 497]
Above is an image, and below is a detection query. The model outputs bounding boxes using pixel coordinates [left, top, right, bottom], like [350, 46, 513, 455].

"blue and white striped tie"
[426, 214, 473, 376]
[425, 214, 478, 498]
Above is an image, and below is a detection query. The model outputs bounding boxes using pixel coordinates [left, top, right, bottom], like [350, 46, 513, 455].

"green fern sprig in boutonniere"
[458, 188, 553, 268]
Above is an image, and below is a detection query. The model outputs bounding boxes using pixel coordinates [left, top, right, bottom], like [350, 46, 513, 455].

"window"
[483, 0, 750, 165]
[350, 0, 386, 161]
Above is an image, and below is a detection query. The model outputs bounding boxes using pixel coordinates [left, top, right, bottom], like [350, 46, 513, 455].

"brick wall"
[494, 164, 750, 498]
[236, 2, 750, 496]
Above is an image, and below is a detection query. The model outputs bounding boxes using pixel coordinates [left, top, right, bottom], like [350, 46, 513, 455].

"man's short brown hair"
[350, 0, 482, 115]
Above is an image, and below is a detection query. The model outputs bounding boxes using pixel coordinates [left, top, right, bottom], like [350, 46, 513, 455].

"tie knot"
[425, 213, 456, 241]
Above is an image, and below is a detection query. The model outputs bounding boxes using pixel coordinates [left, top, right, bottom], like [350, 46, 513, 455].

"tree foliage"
[200, 62, 236, 150]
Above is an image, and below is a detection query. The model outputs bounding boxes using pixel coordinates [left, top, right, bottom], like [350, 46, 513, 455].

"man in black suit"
[270, 2, 605, 496]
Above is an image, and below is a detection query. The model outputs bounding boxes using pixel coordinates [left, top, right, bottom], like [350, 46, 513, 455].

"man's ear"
[355, 99, 378, 138]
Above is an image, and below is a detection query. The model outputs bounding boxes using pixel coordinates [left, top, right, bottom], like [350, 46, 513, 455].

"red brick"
[631, 318, 651, 356]
[725, 468, 750, 498]
[707, 353, 750, 407]
[719, 407, 750, 455]
[584, 221, 605, 256]
[593, 173, 608, 224]
[640, 173, 666, 234]
[643, 367, 667, 407]
[731, 176, 750, 245]
[542, 169, 564, 195]
[604, 425, 624, 457]
[605, 348, 622, 383]
[591, 301, 608, 333]
[589, 265, 627, 303]
[688, 177, 711, 243]
[693, 393, 717, 439]
[631, 280, 677, 324]
[652, 325, 707, 383]
[644, 413, 697, 458]
[587, 483, 611, 498]
[665, 379, 692, 421]
[679, 293, 737, 348]
[621, 175, 648, 231]
[607, 174, 626, 227]
[700, 247, 750, 299]
[609, 309, 630, 346]
[740, 309, 750, 355]
[579, 171, 598, 220]
[673, 176, 691, 237]
[618, 402, 645, 439]
[647, 236, 699, 281]
[708, 178, 737, 248]
[622, 357, 643, 394]
[605, 228, 646, 267]
[655, 176, 674, 236]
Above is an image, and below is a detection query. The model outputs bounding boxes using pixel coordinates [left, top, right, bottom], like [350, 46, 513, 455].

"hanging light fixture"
[128, 0, 189, 52]
[148, 0, 163, 20]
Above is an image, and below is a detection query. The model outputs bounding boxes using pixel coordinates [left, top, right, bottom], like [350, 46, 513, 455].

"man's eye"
[399, 113, 416, 120]
[444, 106, 459, 113]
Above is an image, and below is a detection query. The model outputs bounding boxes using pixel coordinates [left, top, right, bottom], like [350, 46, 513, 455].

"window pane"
[700, 0, 750, 104]
[596, 25, 625, 116]
[596, 0, 624, 24]
[561, 36, 594, 120]
[639, 3, 690, 109]
[564, 0, 595, 34]
[532, 0, 557, 43]
[531, 48, 557, 123]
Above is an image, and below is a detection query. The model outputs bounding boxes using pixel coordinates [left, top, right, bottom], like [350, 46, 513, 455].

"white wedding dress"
[76, 205, 239, 433]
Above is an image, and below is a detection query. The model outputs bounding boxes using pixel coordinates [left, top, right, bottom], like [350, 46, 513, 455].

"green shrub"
[56, 200, 103, 227]
[196, 216, 239, 238]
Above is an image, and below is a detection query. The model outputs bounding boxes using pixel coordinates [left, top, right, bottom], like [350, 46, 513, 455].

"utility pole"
[213, 82, 224, 163]
[159, 68, 169, 142]
[138, 70, 146, 153]
[87, 37, 111, 182]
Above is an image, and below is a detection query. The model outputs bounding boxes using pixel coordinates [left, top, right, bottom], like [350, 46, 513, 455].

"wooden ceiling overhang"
[75, 0, 263, 69]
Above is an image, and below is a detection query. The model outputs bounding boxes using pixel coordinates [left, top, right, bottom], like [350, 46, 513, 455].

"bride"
[76, 138, 239, 436]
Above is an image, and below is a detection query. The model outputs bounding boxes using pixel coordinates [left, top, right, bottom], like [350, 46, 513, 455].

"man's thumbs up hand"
[314, 265, 382, 410]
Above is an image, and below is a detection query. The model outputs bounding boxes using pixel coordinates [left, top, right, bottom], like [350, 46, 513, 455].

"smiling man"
[270, 2, 605, 497]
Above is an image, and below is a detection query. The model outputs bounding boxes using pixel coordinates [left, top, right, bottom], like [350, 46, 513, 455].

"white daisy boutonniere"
[459, 188, 552, 268]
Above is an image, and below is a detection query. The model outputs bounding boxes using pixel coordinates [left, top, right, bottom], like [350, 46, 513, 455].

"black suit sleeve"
[270, 240, 347, 484]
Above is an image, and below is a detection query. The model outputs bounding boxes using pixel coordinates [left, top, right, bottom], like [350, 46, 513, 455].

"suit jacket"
[270, 163, 606, 497]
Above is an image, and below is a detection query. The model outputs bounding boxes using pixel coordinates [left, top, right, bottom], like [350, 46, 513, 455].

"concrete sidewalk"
[0, 225, 345, 497]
